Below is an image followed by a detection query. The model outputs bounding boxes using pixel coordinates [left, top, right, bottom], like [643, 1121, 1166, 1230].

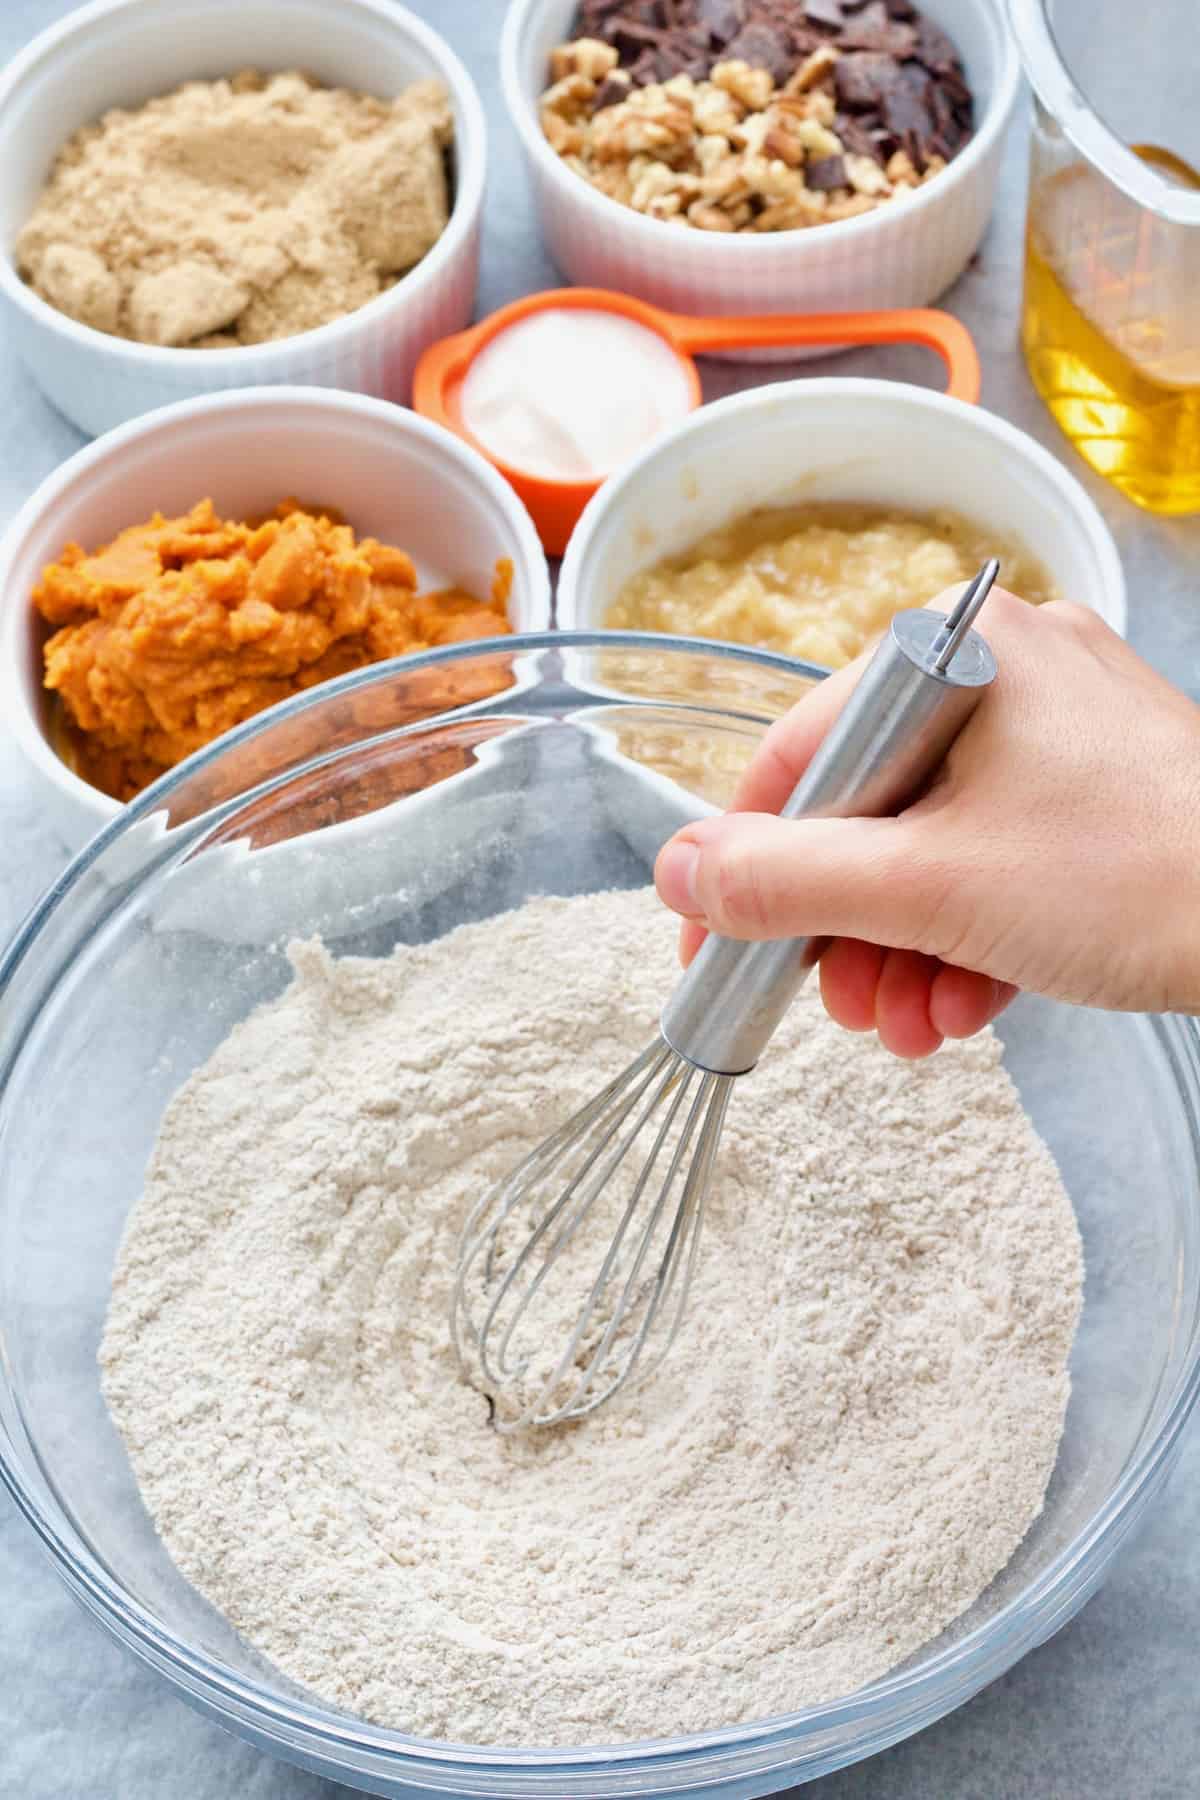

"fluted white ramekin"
[0, 0, 486, 437]
[558, 380, 1127, 637]
[0, 387, 551, 847]
[502, 0, 1018, 342]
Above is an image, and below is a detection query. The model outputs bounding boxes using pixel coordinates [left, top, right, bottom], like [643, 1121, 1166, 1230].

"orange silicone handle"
[664, 307, 981, 402]
[411, 289, 982, 556]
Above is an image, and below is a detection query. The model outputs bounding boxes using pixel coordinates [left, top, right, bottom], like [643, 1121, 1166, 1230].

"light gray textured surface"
[2, 3, 1199, 1798]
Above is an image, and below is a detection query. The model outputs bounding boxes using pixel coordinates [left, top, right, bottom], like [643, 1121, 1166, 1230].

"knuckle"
[976, 583, 1027, 626]
[1044, 598, 1107, 644]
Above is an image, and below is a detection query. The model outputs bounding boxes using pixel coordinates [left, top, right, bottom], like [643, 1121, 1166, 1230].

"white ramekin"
[0, 0, 487, 438]
[0, 387, 551, 848]
[502, 0, 1019, 341]
[557, 379, 1127, 638]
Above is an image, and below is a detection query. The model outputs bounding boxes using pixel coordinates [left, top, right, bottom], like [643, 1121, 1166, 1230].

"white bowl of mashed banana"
[0, 0, 486, 437]
[556, 380, 1126, 662]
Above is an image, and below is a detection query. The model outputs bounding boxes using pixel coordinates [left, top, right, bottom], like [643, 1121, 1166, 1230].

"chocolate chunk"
[940, 67, 974, 111]
[579, 0, 623, 26]
[592, 69, 634, 107]
[834, 109, 881, 157]
[724, 20, 792, 81]
[880, 61, 933, 143]
[901, 125, 924, 170]
[567, 0, 974, 170]
[833, 49, 896, 108]
[608, 16, 666, 50]
[628, 45, 662, 83]
[805, 152, 848, 188]
[911, 17, 960, 72]
[581, 0, 632, 32]
[665, 46, 712, 76]
[697, 0, 743, 43]
[928, 79, 964, 149]
[838, 0, 916, 54]
[786, 23, 827, 56]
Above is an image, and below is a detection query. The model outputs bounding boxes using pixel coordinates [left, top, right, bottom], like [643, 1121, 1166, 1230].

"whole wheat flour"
[100, 887, 1083, 1745]
[17, 71, 452, 347]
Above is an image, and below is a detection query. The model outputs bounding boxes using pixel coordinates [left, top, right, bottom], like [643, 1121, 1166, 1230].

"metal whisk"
[452, 565, 1000, 1432]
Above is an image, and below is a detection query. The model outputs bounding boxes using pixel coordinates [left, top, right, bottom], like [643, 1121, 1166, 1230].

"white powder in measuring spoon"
[459, 309, 695, 480]
[101, 887, 1082, 1746]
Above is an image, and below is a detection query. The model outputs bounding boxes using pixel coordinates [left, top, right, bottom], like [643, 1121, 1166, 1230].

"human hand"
[655, 588, 1200, 1057]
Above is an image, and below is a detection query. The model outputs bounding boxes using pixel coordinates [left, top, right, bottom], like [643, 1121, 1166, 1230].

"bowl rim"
[556, 377, 1129, 639]
[0, 384, 552, 826]
[0, 0, 487, 366]
[499, 0, 1021, 260]
[0, 628, 1197, 1783]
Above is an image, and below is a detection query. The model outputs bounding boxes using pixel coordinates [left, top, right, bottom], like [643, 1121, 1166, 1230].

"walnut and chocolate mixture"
[539, 0, 974, 232]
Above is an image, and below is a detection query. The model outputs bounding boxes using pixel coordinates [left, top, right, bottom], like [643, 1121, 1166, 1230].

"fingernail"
[657, 840, 701, 915]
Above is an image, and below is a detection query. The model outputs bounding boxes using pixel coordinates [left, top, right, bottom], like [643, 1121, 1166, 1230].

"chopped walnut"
[537, 33, 956, 237]
[763, 115, 806, 168]
[541, 109, 584, 156]
[700, 153, 751, 203]
[886, 149, 920, 186]
[591, 89, 695, 162]
[754, 191, 828, 230]
[783, 45, 839, 95]
[687, 200, 736, 231]
[695, 132, 732, 174]
[845, 153, 892, 197]
[806, 88, 838, 127]
[630, 158, 689, 212]
[541, 73, 596, 122]
[740, 153, 804, 201]
[711, 59, 774, 111]
[730, 110, 773, 156]
[693, 86, 742, 136]
[826, 192, 881, 220]
[549, 38, 619, 83]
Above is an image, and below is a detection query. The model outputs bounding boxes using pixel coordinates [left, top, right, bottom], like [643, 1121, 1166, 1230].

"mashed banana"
[605, 504, 1056, 668]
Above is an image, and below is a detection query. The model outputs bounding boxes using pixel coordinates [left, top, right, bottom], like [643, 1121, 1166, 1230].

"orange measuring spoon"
[413, 288, 981, 556]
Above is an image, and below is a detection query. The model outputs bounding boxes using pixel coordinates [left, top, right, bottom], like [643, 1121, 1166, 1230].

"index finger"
[731, 647, 872, 815]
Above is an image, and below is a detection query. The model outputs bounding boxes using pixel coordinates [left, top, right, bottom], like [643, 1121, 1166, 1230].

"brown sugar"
[16, 72, 454, 347]
[36, 498, 512, 800]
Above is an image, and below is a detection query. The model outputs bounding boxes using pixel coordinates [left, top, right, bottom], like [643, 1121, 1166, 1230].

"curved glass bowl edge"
[1, 630, 1199, 1787]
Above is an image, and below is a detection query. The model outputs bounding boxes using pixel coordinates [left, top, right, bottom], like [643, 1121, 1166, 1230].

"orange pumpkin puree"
[35, 498, 513, 800]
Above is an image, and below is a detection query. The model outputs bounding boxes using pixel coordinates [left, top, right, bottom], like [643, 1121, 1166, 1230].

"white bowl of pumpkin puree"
[0, 386, 551, 846]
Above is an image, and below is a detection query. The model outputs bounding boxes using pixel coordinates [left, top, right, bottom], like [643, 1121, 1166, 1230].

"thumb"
[654, 811, 954, 953]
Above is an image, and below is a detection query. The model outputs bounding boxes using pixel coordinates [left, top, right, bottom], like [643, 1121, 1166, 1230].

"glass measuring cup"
[414, 288, 979, 554]
[1010, 0, 1200, 514]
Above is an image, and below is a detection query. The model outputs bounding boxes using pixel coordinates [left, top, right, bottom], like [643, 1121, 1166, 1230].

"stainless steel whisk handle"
[660, 564, 1001, 1077]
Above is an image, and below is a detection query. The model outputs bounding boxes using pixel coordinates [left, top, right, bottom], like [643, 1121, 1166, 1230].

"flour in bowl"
[100, 886, 1082, 1745]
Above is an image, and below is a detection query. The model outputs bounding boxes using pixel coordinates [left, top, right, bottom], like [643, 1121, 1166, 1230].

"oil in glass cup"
[1011, 0, 1200, 514]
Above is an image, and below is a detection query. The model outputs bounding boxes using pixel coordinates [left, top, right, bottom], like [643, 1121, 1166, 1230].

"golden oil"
[1021, 147, 1200, 516]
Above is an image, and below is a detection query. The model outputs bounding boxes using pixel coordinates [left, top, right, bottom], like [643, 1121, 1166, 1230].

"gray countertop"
[2, 3, 1199, 1797]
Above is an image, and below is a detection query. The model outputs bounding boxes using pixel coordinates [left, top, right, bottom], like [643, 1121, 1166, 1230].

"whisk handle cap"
[661, 580, 998, 1076]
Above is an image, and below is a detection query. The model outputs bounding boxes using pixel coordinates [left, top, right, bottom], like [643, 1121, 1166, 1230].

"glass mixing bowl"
[1, 632, 1199, 1797]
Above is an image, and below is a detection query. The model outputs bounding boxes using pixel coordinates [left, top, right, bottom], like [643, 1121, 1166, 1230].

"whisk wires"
[451, 1039, 732, 1433]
